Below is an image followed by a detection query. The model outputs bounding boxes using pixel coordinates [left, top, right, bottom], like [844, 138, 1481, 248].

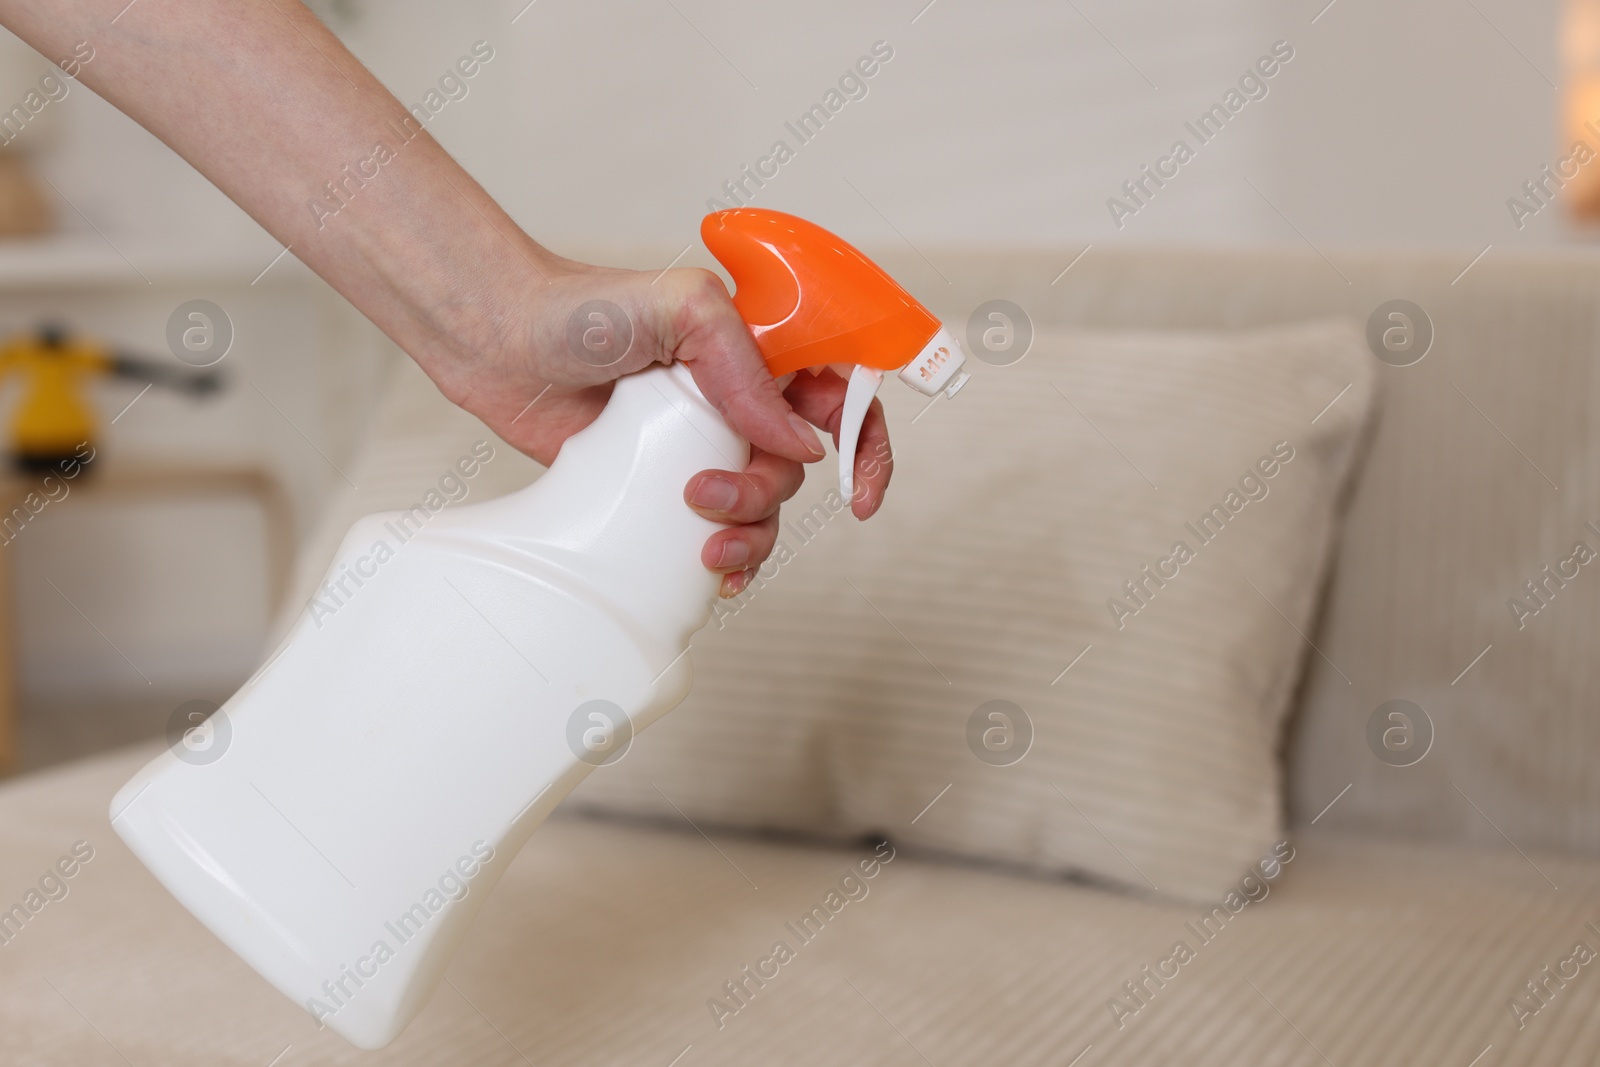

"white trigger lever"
[838, 364, 884, 506]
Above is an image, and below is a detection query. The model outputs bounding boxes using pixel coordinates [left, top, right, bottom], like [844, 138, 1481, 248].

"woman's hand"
[431, 259, 894, 598]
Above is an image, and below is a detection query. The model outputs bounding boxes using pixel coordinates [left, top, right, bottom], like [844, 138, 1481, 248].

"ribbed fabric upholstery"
[275, 246, 1600, 862]
[35, 246, 1600, 1063]
[272, 319, 1374, 902]
[823, 244, 1600, 861]
[3, 745, 1597, 1066]
[567, 320, 1375, 901]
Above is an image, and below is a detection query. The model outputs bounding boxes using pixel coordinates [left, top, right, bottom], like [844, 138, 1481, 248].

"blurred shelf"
[0, 231, 313, 291]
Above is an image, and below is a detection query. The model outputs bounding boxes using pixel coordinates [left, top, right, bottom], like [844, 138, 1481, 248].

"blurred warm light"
[1565, 0, 1600, 220]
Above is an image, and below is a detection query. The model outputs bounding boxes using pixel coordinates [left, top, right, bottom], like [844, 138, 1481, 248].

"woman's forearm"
[0, 0, 548, 397]
[0, 0, 881, 590]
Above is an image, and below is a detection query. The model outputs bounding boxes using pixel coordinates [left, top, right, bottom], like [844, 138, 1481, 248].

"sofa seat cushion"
[3, 745, 1597, 1065]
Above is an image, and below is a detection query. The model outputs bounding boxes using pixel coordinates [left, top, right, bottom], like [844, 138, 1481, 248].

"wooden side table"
[0, 460, 293, 774]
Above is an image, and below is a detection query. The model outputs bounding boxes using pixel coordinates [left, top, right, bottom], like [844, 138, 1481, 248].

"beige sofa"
[3, 246, 1599, 1066]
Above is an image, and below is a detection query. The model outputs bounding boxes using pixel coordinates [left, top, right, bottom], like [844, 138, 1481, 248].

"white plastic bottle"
[111, 209, 969, 1048]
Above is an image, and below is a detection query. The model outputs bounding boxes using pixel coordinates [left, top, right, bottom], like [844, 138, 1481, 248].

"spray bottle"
[110, 209, 970, 1049]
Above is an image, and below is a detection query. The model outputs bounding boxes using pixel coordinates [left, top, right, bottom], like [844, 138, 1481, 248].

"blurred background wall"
[0, 0, 1569, 727]
[11, 0, 1572, 255]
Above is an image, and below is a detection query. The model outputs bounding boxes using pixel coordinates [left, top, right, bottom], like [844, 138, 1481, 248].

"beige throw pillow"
[567, 319, 1377, 902]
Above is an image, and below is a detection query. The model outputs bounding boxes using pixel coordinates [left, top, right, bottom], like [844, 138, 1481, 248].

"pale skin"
[0, 0, 893, 597]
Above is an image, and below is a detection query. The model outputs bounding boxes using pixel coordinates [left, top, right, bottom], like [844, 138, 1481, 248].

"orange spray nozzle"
[700, 209, 942, 378]
[700, 209, 971, 500]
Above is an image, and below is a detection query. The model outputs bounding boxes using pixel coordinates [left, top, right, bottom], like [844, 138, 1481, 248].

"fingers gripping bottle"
[110, 209, 971, 1049]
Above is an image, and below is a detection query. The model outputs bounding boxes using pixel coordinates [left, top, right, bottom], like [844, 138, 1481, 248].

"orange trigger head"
[701, 209, 941, 379]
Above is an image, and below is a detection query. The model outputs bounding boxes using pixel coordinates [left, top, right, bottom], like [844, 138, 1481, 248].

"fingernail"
[720, 569, 751, 598]
[690, 475, 739, 512]
[788, 413, 826, 458]
[715, 540, 750, 570]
